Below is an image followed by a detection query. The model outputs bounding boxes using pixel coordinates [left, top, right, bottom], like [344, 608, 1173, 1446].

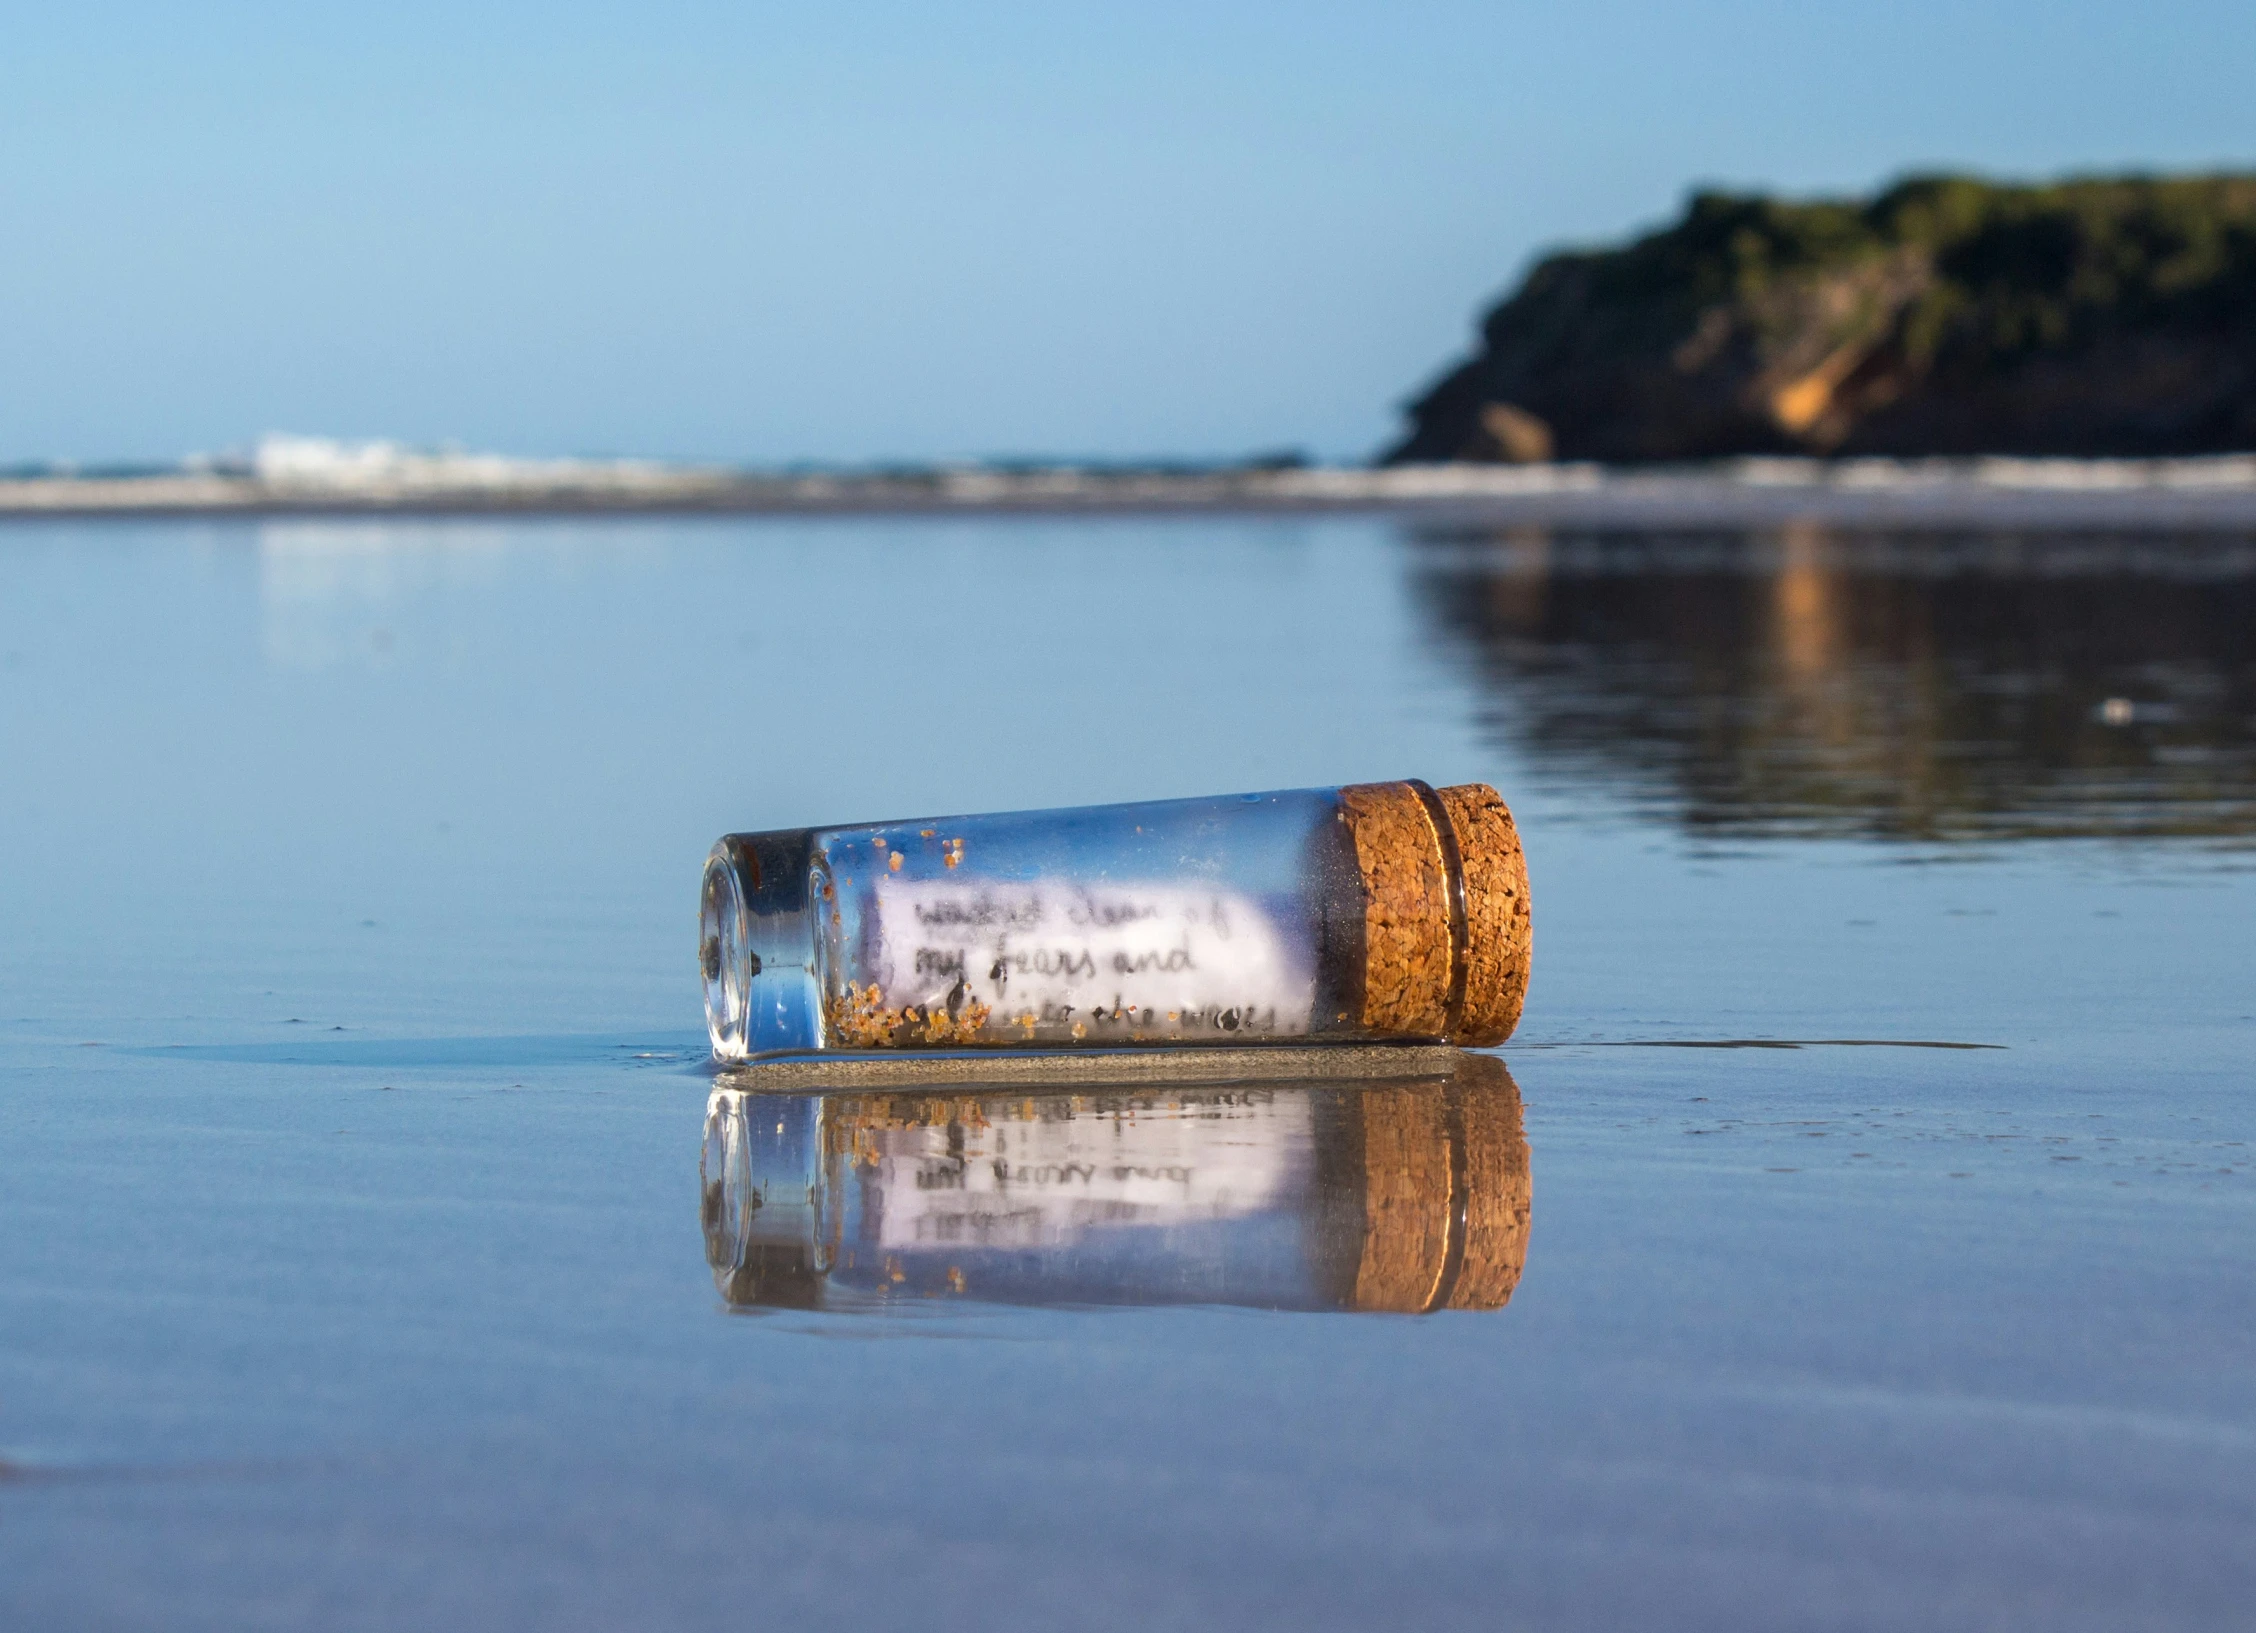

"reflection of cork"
[1340, 781, 1533, 1046]
[1447, 1057, 1533, 1308]
[1348, 1086, 1454, 1308]
[1338, 1051, 1531, 1313]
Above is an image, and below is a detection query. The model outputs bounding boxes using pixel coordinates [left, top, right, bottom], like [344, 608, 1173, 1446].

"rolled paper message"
[701, 1049, 1532, 1313]
[699, 780, 1531, 1063]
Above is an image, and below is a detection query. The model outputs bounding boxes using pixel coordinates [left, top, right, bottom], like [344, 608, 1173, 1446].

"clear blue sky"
[4, 1, 2250, 466]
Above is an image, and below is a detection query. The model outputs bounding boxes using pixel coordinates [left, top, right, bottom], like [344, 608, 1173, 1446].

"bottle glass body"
[700, 781, 1529, 1063]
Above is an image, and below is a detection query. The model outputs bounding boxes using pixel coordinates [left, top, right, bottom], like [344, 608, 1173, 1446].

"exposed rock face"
[1388, 175, 2256, 463]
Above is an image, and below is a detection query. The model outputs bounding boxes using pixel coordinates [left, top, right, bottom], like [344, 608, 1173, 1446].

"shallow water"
[2, 516, 2251, 1630]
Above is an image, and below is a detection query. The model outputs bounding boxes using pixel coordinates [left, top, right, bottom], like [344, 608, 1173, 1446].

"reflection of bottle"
[700, 782, 1532, 1062]
[700, 1051, 1531, 1313]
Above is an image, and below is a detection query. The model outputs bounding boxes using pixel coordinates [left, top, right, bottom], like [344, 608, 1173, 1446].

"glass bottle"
[699, 1051, 1531, 1313]
[699, 780, 1530, 1063]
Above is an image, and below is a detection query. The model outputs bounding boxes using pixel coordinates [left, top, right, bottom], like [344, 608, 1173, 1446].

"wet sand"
[1, 512, 2249, 1631]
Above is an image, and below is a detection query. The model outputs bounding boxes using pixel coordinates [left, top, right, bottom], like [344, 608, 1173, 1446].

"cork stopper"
[1338, 780, 1533, 1047]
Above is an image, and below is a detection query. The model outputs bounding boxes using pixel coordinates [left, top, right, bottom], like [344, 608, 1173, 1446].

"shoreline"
[6, 456, 2256, 528]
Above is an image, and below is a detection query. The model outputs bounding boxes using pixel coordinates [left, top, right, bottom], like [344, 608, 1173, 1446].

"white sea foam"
[244, 433, 679, 494]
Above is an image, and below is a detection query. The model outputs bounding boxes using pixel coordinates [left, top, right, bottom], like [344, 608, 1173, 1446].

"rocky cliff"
[1388, 174, 2256, 463]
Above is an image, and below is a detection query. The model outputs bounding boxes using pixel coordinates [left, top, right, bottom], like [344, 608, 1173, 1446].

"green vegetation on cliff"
[1389, 174, 2256, 463]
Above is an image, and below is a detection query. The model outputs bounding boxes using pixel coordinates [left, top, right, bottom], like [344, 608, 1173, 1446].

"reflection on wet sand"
[701, 1052, 1530, 1313]
[1413, 527, 2256, 839]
